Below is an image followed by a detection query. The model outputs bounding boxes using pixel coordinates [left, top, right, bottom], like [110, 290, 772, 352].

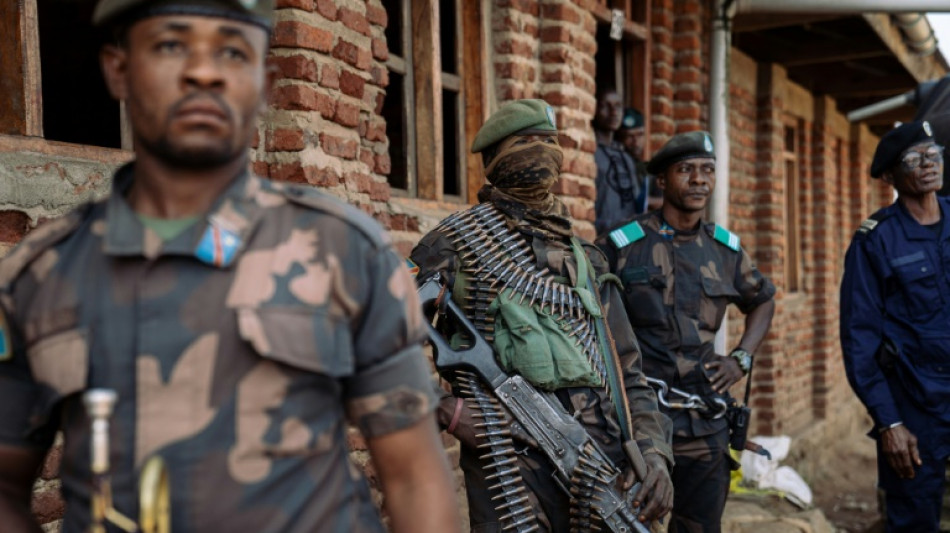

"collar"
[103, 163, 265, 267]
[893, 198, 950, 242]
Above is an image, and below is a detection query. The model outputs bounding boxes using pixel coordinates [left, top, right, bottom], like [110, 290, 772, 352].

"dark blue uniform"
[840, 196, 950, 533]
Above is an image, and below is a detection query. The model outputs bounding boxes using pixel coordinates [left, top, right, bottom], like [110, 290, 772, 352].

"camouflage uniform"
[0, 164, 435, 533]
[598, 211, 775, 533]
[411, 199, 672, 533]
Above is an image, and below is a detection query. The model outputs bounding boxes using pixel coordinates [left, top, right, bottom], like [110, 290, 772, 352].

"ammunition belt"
[435, 203, 611, 397]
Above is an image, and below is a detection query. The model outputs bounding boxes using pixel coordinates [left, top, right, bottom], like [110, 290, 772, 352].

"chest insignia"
[658, 222, 675, 241]
[609, 221, 645, 248]
[0, 311, 10, 362]
[195, 219, 241, 267]
[713, 224, 740, 251]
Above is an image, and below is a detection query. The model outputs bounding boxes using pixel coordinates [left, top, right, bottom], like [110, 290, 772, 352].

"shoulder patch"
[856, 218, 879, 234]
[609, 221, 645, 248]
[405, 258, 420, 278]
[712, 224, 740, 252]
[281, 184, 390, 249]
[0, 208, 88, 289]
[0, 311, 10, 362]
[855, 209, 891, 237]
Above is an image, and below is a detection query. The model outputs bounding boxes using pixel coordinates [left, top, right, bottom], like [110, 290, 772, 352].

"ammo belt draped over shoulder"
[435, 203, 612, 397]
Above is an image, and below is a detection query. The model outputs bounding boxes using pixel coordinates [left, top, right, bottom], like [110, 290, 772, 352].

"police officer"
[841, 120, 950, 533]
[0, 1, 461, 531]
[410, 99, 674, 532]
[597, 131, 776, 533]
[594, 89, 646, 234]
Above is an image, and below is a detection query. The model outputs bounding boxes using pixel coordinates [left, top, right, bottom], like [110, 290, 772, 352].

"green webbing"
[570, 238, 636, 442]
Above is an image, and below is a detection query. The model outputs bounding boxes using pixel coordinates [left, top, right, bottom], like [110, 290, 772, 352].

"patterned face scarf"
[482, 135, 565, 213]
[479, 135, 572, 238]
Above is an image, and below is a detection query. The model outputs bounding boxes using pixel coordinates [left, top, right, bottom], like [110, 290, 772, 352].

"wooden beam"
[462, 0, 485, 204]
[733, 13, 846, 33]
[0, 0, 41, 137]
[412, 0, 442, 200]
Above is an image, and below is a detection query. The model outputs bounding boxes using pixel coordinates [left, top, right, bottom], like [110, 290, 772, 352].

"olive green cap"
[93, 0, 274, 30]
[647, 130, 716, 175]
[471, 99, 558, 153]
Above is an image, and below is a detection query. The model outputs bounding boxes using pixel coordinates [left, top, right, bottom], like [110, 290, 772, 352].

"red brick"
[339, 7, 371, 36]
[40, 445, 62, 481]
[315, 0, 337, 20]
[320, 133, 359, 159]
[371, 37, 388, 61]
[333, 39, 361, 67]
[333, 100, 361, 128]
[366, 4, 387, 27]
[271, 85, 335, 118]
[359, 147, 376, 168]
[270, 55, 318, 82]
[541, 4, 579, 23]
[252, 161, 269, 178]
[375, 153, 391, 175]
[267, 128, 306, 152]
[269, 161, 308, 184]
[275, 0, 312, 10]
[0, 211, 30, 244]
[319, 64, 340, 89]
[271, 21, 333, 52]
[31, 489, 65, 524]
[540, 25, 571, 43]
[339, 70, 366, 99]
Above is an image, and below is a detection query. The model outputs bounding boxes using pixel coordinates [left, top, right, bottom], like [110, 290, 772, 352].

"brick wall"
[0, 0, 907, 529]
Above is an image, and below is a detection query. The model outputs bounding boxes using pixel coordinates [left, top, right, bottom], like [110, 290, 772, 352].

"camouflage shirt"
[598, 211, 775, 437]
[0, 164, 435, 533]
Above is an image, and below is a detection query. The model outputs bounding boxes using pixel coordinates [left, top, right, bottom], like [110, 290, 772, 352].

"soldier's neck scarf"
[478, 136, 571, 238]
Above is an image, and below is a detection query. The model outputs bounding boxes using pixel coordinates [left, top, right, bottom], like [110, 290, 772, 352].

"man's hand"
[705, 356, 744, 394]
[630, 453, 673, 522]
[436, 394, 537, 449]
[881, 425, 921, 479]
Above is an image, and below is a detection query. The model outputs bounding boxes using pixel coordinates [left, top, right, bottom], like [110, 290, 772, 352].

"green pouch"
[491, 288, 602, 390]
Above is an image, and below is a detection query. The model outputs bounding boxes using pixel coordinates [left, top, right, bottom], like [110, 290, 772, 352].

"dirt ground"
[807, 426, 883, 533]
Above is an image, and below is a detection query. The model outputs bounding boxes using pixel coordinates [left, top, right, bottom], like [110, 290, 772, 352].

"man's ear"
[100, 44, 129, 101]
[880, 169, 896, 187]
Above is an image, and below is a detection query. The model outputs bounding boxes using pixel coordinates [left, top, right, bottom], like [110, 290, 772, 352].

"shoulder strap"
[711, 224, 740, 252]
[0, 208, 87, 289]
[608, 221, 645, 249]
[856, 210, 890, 236]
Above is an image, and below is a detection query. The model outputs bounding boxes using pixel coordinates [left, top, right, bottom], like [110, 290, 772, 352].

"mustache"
[168, 92, 234, 122]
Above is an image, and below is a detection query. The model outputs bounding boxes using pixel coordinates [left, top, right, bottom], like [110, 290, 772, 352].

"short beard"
[138, 134, 241, 170]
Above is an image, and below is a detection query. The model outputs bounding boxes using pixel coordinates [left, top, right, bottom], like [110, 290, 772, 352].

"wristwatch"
[729, 348, 753, 374]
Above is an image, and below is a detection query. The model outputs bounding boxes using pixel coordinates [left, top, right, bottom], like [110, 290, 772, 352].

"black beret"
[647, 131, 715, 175]
[93, 0, 273, 30]
[870, 120, 936, 178]
[620, 108, 644, 130]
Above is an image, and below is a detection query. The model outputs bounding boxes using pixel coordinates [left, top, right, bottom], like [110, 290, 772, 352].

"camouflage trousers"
[668, 429, 734, 533]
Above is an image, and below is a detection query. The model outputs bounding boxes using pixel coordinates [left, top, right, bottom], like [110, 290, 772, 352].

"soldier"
[0, 1, 461, 532]
[597, 131, 776, 533]
[616, 108, 662, 212]
[841, 120, 950, 532]
[594, 89, 647, 235]
[410, 99, 673, 532]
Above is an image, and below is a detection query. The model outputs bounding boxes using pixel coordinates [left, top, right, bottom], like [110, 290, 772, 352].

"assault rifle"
[419, 276, 651, 533]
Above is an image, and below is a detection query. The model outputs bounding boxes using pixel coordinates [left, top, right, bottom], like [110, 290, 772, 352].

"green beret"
[471, 99, 558, 153]
[647, 131, 716, 175]
[870, 120, 936, 178]
[620, 108, 644, 130]
[93, 0, 274, 30]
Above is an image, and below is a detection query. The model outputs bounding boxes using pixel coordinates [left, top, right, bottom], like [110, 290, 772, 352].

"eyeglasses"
[900, 145, 944, 170]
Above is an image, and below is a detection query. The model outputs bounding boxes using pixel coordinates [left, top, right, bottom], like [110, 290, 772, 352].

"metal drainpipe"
[710, 0, 735, 356]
